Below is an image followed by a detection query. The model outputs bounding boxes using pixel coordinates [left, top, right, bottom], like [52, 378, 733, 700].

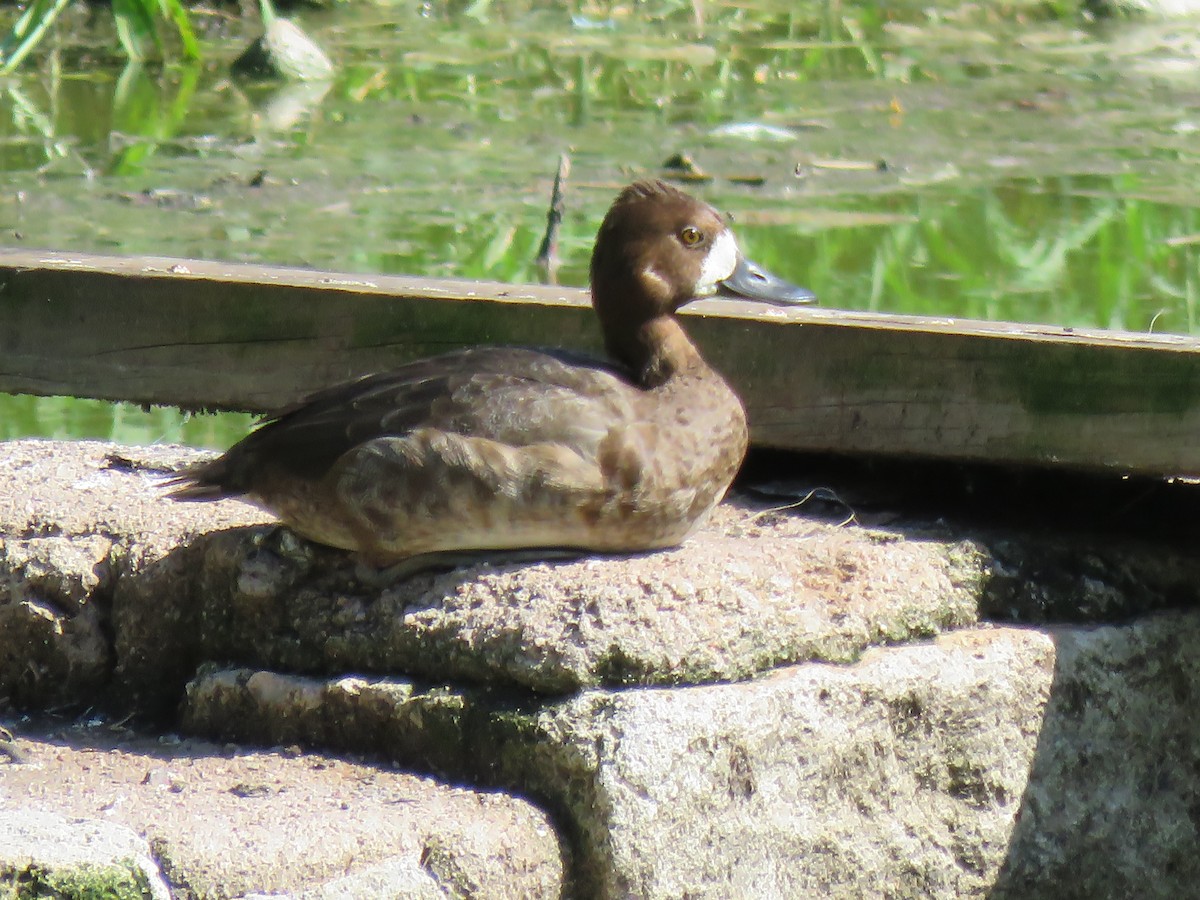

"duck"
[169, 180, 814, 570]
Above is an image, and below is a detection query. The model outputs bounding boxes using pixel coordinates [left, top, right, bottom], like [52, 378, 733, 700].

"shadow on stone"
[989, 612, 1200, 899]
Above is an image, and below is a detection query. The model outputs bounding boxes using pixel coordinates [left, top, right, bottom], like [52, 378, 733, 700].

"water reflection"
[738, 177, 1200, 334]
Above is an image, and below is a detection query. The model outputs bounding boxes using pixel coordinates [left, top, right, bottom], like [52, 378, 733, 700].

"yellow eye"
[680, 226, 703, 246]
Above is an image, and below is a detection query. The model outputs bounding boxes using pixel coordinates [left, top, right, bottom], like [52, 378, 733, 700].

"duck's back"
[171, 346, 746, 563]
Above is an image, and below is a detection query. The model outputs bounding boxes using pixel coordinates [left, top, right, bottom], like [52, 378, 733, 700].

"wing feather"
[169, 346, 638, 498]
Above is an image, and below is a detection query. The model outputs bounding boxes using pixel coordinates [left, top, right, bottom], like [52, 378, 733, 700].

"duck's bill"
[718, 256, 816, 305]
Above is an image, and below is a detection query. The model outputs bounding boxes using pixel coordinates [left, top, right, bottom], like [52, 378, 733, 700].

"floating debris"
[899, 163, 962, 186]
[570, 15, 617, 30]
[115, 188, 214, 210]
[735, 208, 918, 228]
[1164, 232, 1200, 247]
[233, 17, 334, 82]
[728, 175, 766, 187]
[708, 122, 798, 143]
[794, 158, 891, 179]
[535, 154, 570, 285]
[661, 152, 712, 183]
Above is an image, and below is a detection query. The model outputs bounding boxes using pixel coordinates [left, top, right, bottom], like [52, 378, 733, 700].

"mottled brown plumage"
[169, 181, 812, 565]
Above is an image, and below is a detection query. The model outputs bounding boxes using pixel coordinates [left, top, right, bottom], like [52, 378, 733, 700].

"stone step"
[1, 725, 563, 899]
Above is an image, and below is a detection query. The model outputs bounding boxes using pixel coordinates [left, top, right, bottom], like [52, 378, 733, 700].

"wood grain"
[3, 248, 1200, 476]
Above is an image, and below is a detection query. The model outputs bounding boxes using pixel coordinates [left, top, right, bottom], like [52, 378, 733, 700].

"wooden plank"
[3, 248, 1200, 476]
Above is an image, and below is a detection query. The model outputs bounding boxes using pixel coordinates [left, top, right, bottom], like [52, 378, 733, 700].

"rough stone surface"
[992, 611, 1200, 898]
[0, 534, 115, 708]
[8, 438, 1200, 899]
[0, 805, 171, 900]
[181, 669, 479, 782]
[7, 439, 1200, 714]
[0, 440, 269, 710]
[157, 512, 982, 698]
[1, 723, 563, 899]
[184, 612, 1200, 900]
[0, 440, 269, 547]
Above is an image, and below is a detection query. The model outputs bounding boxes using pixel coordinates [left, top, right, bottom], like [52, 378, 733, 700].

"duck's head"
[589, 180, 814, 381]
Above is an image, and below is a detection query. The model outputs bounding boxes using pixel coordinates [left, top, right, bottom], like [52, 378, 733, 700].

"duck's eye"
[679, 226, 703, 247]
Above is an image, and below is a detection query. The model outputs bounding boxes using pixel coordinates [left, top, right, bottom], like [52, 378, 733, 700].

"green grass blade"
[111, 0, 160, 61]
[158, 0, 200, 59]
[0, 0, 74, 73]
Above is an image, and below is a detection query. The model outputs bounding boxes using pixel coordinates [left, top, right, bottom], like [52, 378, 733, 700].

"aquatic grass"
[722, 178, 1200, 335]
[0, 0, 196, 72]
[108, 60, 201, 175]
[2, 56, 208, 177]
[346, 175, 1200, 339]
[305, 0, 1100, 129]
[4, 82, 90, 173]
[0, 0, 73, 73]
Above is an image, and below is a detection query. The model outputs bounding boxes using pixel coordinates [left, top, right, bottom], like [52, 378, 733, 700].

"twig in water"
[535, 154, 570, 285]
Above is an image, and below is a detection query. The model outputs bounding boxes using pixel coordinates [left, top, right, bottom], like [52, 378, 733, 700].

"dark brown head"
[589, 180, 813, 382]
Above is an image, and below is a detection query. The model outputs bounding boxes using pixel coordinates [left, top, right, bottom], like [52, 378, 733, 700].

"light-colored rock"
[0, 805, 171, 899]
[232, 18, 335, 83]
[0, 440, 268, 710]
[185, 612, 1200, 899]
[9, 438, 1200, 898]
[0, 439, 269, 548]
[535, 628, 1052, 899]
[7, 439, 1200, 714]
[2, 726, 564, 900]
[992, 611, 1200, 898]
[260, 855, 447, 900]
[155, 516, 981, 698]
[109, 479, 1200, 712]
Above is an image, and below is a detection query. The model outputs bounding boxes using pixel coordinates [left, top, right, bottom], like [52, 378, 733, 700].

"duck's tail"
[163, 458, 242, 501]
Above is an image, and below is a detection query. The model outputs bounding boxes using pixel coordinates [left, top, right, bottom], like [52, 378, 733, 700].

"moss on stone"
[1, 861, 155, 900]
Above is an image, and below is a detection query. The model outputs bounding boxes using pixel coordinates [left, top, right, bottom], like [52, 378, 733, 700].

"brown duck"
[170, 181, 813, 568]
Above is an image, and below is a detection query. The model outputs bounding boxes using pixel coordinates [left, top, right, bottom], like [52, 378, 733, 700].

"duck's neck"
[607, 315, 708, 388]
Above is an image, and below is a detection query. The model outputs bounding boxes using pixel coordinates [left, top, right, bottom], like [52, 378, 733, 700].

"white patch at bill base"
[695, 229, 738, 295]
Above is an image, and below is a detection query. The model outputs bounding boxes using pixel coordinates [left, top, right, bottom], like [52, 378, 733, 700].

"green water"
[2, 0, 1200, 446]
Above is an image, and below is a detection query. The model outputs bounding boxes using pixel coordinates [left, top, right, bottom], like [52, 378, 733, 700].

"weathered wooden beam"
[3, 248, 1200, 477]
